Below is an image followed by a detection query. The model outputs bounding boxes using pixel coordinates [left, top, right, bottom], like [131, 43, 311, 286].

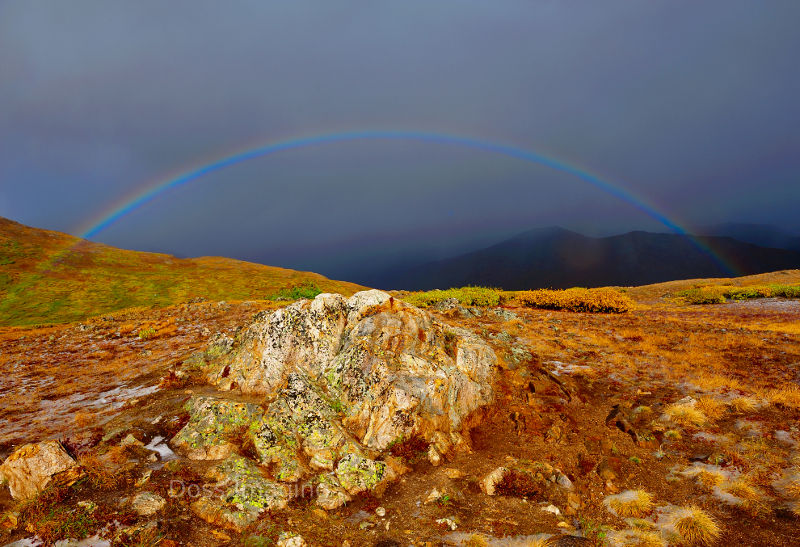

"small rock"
[556, 473, 574, 491]
[130, 491, 166, 516]
[77, 500, 97, 512]
[0, 441, 82, 501]
[542, 504, 561, 515]
[444, 468, 465, 479]
[428, 445, 442, 466]
[596, 458, 618, 481]
[120, 434, 144, 448]
[435, 517, 458, 531]
[480, 467, 508, 496]
[277, 532, 307, 547]
[424, 487, 443, 504]
[375, 506, 386, 517]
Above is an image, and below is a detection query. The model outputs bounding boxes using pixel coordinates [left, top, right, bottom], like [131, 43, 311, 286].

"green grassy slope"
[0, 217, 366, 326]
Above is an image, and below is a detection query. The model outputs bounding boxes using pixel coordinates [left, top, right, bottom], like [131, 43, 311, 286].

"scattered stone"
[120, 434, 144, 448]
[480, 467, 508, 496]
[436, 517, 458, 531]
[277, 532, 307, 547]
[77, 500, 97, 512]
[375, 506, 386, 517]
[596, 458, 618, 481]
[444, 468, 465, 479]
[542, 504, 561, 515]
[428, 445, 442, 466]
[425, 487, 444, 504]
[0, 441, 82, 501]
[130, 491, 166, 516]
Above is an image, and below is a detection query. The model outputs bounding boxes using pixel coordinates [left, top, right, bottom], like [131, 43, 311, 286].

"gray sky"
[1, 1, 799, 279]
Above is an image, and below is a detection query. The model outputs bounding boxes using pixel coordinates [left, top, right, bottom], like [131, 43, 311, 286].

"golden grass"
[694, 397, 726, 421]
[673, 506, 721, 546]
[785, 470, 800, 498]
[513, 287, 634, 313]
[695, 469, 725, 488]
[663, 404, 706, 428]
[769, 385, 800, 409]
[604, 490, 655, 518]
[722, 477, 767, 515]
[625, 530, 665, 547]
[728, 396, 758, 413]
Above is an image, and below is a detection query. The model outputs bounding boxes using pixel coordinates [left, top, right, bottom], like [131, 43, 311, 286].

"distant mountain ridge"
[377, 226, 800, 290]
[700, 223, 800, 252]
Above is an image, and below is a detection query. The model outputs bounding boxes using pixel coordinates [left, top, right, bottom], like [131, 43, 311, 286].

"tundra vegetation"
[2, 222, 800, 545]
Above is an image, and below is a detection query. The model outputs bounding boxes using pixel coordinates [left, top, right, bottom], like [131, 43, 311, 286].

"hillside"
[0, 217, 366, 326]
[383, 227, 800, 290]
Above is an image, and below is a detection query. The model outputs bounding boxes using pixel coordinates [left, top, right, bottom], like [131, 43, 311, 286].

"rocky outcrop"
[0, 441, 81, 501]
[171, 396, 263, 460]
[172, 290, 497, 509]
[190, 454, 289, 531]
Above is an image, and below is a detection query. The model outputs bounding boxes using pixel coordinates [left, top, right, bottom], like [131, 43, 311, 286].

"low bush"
[675, 284, 800, 304]
[402, 286, 506, 308]
[268, 282, 322, 301]
[512, 287, 633, 313]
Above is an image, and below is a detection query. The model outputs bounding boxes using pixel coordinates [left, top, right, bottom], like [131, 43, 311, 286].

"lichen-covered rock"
[313, 473, 352, 510]
[0, 441, 81, 501]
[335, 453, 386, 495]
[171, 396, 263, 460]
[178, 290, 496, 507]
[130, 491, 166, 516]
[191, 454, 289, 531]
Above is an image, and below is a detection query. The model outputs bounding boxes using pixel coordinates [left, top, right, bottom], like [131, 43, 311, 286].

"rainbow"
[77, 130, 736, 274]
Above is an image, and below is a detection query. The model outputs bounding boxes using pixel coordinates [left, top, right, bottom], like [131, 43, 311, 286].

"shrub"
[513, 287, 633, 313]
[402, 286, 505, 308]
[675, 287, 727, 305]
[675, 283, 800, 304]
[268, 282, 322, 301]
[137, 327, 157, 340]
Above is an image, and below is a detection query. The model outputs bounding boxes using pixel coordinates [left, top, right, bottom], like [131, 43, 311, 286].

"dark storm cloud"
[1, 1, 799, 279]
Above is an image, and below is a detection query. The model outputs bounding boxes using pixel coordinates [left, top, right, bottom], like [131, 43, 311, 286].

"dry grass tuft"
[663, 404, 706, 428]
[695, 469, 725, 488]
[695, 397, 726, 421]
[604, 489, 655, 518]
[723, 477, 767, 515]
[728, 396, 758, 413]
[785, 470, 800, 498]
[673, 506, 721, 546]
[626, 530, 665, 547]
[769, 385, 800, 409]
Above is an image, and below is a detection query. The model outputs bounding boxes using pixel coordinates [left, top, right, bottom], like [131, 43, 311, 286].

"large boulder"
[0, 441, 81, 501]
[176, 290, 497, 506]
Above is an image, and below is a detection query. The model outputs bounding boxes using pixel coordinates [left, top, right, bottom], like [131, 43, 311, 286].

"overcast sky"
[1, 1, 799, 278]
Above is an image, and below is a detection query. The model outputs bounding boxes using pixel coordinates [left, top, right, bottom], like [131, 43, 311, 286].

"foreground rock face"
[173, 290, 497, 515]
[0, 441, 81, 501]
